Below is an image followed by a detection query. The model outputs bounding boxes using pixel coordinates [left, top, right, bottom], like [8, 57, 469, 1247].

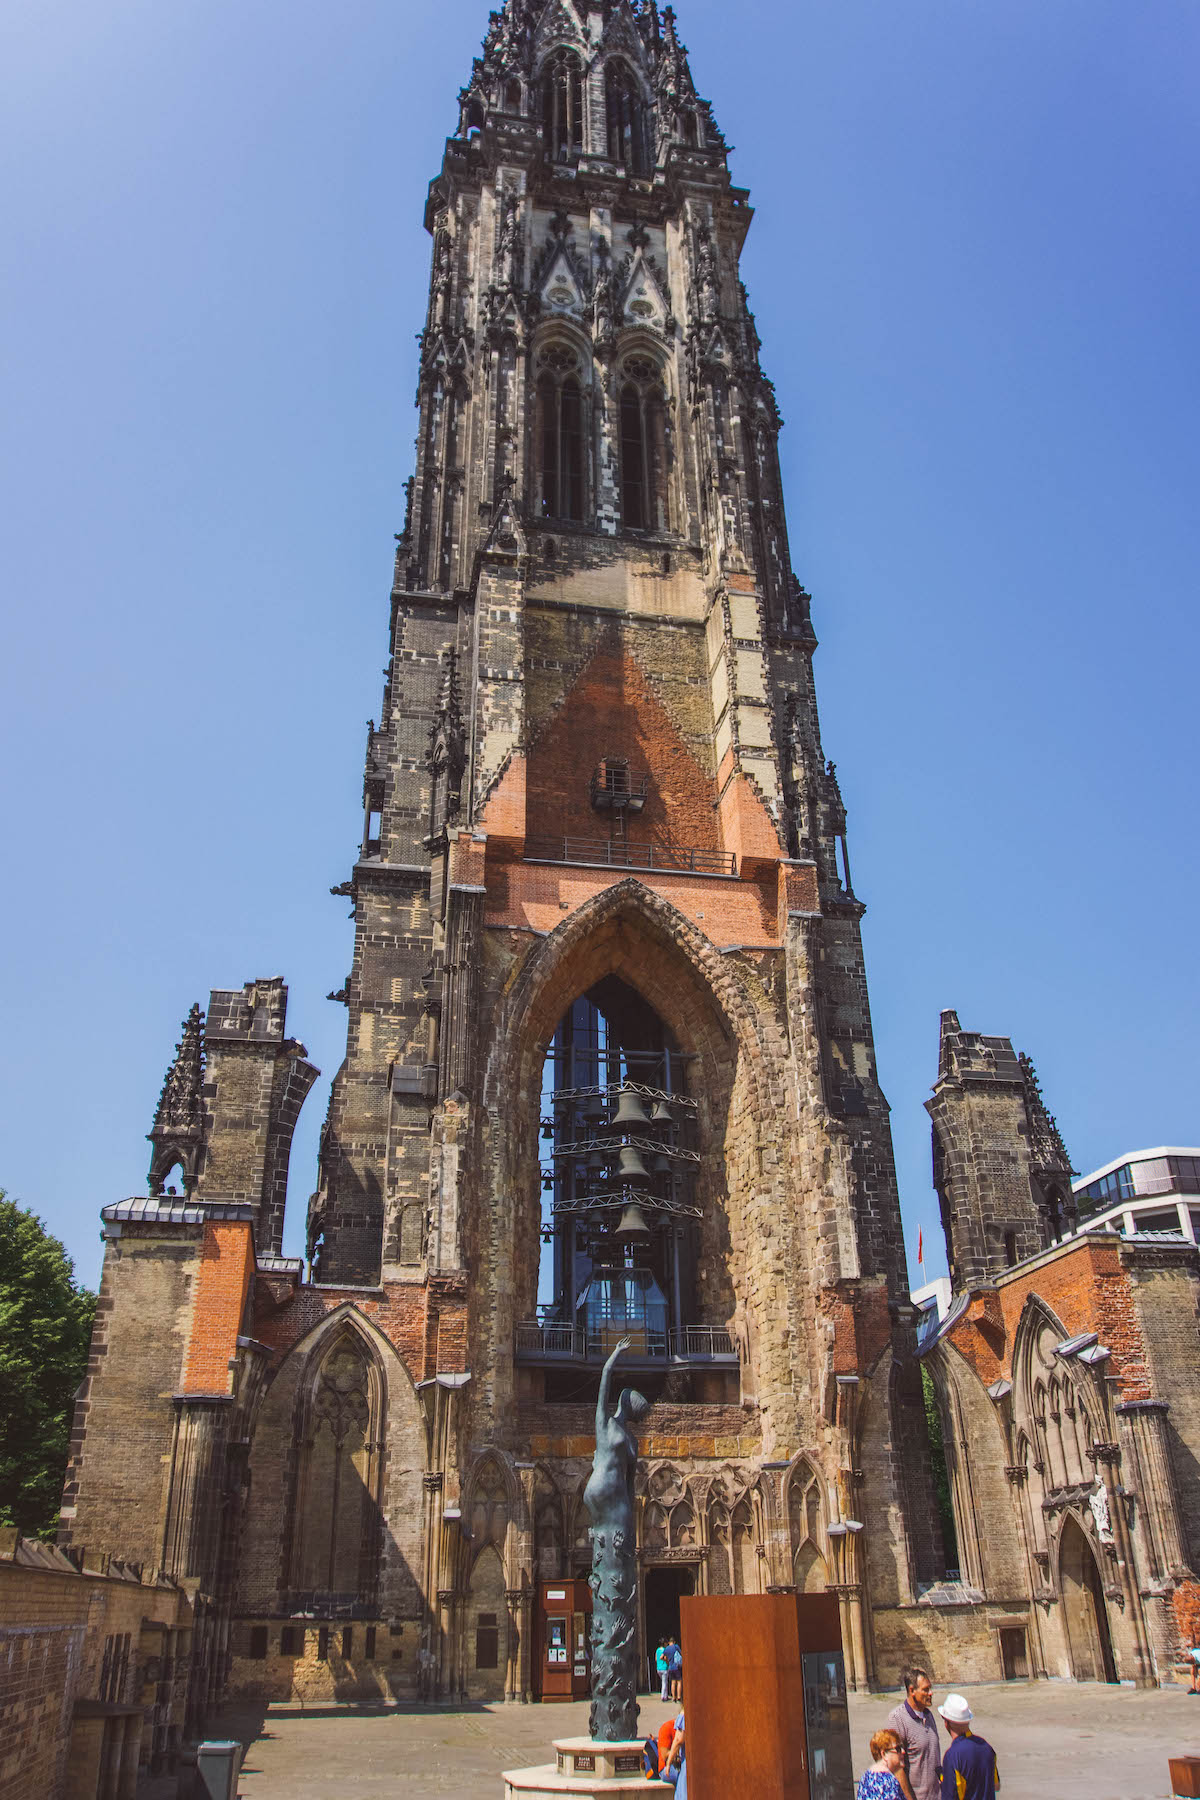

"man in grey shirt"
[884, 1667, 942, 1800]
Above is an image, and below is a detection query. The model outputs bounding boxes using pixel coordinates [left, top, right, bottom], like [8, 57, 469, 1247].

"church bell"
[617, 1144, 651, 1183]
[612, 1085, 651, 1127]
[615, 1201, 652, 1240]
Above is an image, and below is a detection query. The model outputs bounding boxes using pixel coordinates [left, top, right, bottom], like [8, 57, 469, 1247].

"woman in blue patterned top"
[858, 1727, 905, 1799]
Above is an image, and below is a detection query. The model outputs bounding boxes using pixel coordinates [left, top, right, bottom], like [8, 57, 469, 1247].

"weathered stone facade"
[64, 0, 1198, 1732]
[920, 1015, 1200, 1687]
[61, 0, 949, 1710]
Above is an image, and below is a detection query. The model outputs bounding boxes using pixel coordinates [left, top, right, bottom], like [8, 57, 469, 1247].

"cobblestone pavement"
[206, 1681, 1200, 1799]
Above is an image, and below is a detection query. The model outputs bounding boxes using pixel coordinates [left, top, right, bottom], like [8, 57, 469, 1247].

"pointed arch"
[1059, 1513, 1117, 1682]
[235, 1302, 427, 1624]
[785, 1455, 828, 1592]
[707, 1501, 732, 1594]
[461, 1448, 525, 1551]
[489, 878, 786, 1348]
[288, 1315, 386, 1605]
[533, 1464, 566, 1579]
[605, 57, 651, 174]
[730, 1495, 756, 1594]
[540, 47, 584, 161]
[533, 331, 591, 521]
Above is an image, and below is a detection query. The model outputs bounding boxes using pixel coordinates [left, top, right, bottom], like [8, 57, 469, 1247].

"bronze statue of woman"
[583, 1335, 651, 1741]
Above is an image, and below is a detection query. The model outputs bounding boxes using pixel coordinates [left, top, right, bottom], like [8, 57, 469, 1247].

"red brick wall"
[480, 856, 785, 946]
[250, 1275, 468, 1388]
[525, 646, 721, 853]
[182, 1220, 255, 1395]
[944, 1235, 1152, 1397]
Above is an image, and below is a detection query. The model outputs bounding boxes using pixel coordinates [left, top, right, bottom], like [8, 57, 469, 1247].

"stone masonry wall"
[60, 1223, 202, 1564]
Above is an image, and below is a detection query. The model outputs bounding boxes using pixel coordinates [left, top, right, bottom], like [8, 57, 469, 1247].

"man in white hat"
[938, 1693, 1000, 1800]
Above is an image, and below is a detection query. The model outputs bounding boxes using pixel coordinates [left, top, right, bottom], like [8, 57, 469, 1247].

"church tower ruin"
[62, 0, 947, 1709]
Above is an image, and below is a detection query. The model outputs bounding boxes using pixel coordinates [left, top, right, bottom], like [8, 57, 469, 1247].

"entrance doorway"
[643, 1565, 695, 1693]
[1059, 1517, 1117, 1682]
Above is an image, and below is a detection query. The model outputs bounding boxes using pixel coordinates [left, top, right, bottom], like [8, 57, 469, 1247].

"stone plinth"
[503, 1737, 649, 1798]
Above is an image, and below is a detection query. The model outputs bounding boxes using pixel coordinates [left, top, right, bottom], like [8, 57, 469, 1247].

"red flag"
[917, 1227, 924, 1268]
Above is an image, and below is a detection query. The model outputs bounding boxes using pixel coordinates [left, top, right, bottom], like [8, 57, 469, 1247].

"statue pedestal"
[503, 1737, 649, 1798]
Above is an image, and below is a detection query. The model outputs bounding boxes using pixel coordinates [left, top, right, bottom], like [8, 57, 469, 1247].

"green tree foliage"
[0, 1194, 96, 1539]
[921, 1362, 960, 1576]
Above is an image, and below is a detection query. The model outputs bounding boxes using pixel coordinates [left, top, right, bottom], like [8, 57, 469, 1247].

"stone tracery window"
[787, 1462, 828, 1594]
[619, 357, 668, 532]
[605, 60, 651, 174]
[536, 344, 586, 521]
[542, 49, 584, 162]
[290, 1330, 381, 1606]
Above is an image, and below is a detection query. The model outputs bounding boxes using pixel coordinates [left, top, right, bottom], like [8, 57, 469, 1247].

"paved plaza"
[205, 1680, 1200, 1800]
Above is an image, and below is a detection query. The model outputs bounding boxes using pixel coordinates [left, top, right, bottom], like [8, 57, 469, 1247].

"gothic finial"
[430, 650, 464, 751]
[1018, 1052, 1073, 1173]
[147, 1003, 206, 1194]
[153, 1004, 205, 1133]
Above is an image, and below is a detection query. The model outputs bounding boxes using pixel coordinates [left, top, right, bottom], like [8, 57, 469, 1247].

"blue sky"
[2, 0, 1197, 1290]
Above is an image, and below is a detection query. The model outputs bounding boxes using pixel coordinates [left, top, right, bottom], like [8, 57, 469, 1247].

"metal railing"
[515, 1321, 737, 1363]
[524, 838, 736, 877]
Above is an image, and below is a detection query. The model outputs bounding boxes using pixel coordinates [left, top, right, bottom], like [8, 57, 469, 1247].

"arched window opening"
[619, 359, 667, 531]
[708, 1504, 732, 1593]
[536, 344, 586, 521]
[465, 96, 484, 135]
[162, 1160, 187, 1196]
[505, 79, 522, 113]
[730, 1498, 755, 1594]
[290, 1331, 381, 1610]
[542, 50, 584, 162]
[535, 1486, 565, 1578]
[532, 978, 706, 1401]
[606, 60, 650, 174]
[681, 111, 698, 147]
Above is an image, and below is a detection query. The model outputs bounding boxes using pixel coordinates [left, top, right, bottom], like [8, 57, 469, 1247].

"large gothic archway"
[482, 882, 785, 1411]
[288, 1322, 384, 1609]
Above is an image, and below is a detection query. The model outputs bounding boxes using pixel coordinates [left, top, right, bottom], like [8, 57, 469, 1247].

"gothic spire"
[147, 1003, 206, 1194]
[1018, 1052, 1074, 1174]
[153, 1003, 205, 1132]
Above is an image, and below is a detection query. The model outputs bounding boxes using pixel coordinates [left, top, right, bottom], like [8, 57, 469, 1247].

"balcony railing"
[524, 838, 736, 877]
[516, 1320, 737, 1364]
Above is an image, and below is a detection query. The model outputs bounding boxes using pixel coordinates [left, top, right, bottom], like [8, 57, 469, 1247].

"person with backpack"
[642, 1715, 679, 1782]
[667, 1635, 682, 1702]
[656, 1638, 670, 1701]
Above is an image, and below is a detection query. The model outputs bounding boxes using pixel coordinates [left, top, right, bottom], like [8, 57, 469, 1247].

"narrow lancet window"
[542, 50, 584, 162]
[536, 346, 586, 521]
[619, 359, 667, 532]
[606, 61, 650, 175]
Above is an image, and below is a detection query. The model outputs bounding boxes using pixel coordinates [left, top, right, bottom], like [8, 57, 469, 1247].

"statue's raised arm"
[595, 1334, 633, 1440]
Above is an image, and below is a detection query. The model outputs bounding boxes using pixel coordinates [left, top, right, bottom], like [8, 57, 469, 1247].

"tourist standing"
[656, 1639, 670, 1701]
[667, 1635, 683, 1703]
[857, 1728, 905, 1799]
[938, 1694, 1000, 1798]
[884, 1666, 942, 1800]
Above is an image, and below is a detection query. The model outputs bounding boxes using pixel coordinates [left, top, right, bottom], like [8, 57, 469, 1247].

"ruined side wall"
[60, 1224, 201, 1565]
[1127, 1249, 1200, 1568]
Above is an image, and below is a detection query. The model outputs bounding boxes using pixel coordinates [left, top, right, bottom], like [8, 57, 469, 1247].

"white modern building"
[1074, 1147, 1200, 1241]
